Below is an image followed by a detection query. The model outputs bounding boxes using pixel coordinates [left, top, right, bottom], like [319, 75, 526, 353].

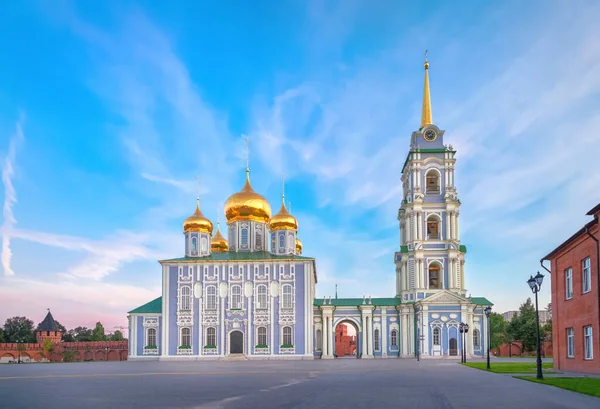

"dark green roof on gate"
[159, 251, 314, 263]
[129, 297, 162, 314]
[314, 297, 401, 307]
[470, 297, 493, 306]
[460, 245, 467, 253]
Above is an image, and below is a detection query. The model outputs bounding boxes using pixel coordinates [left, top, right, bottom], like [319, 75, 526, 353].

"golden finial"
[421, 50, 433, 128]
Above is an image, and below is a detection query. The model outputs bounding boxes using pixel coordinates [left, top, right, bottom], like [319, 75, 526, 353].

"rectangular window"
[567, 328, 574, 358]
[231, 285, 242, 309]
[241, 227, 249, 246]
[147, 328, 156, 347]
[257, 327, 267, 346]
[584, 326, 593, 360]
[206, 327, 216, 347]
[582, 257, 591, 293]
[565, 268, 573, 300]
[374, 329, 380, 351]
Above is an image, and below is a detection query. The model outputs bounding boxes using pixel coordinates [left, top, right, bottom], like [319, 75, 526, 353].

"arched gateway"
[229, 331, 243, 354]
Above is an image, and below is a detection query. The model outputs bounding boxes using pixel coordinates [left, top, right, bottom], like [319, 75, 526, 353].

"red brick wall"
[492, 341, 552, 357]
[550, 222, 599, 374]
[0, 341, 128, 363]
[335, 324, 356, 357]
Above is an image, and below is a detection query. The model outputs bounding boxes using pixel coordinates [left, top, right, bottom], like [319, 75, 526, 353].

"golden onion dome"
[211, 223, 229, 252]
[269, 202, 298, 231]
[295, 237, 302, 254]
[224, 171, 271, 223]
[183, 200, 214, 234]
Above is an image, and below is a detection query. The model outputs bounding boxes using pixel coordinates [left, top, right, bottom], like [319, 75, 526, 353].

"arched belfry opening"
[428, 261, 443, 289]
[425, 169, 440, 194]
[334, 320, 359, 358]
[426, 215, 441, 240]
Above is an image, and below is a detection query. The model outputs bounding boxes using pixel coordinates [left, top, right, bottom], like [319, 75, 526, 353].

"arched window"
[316, 329, 322, 351]
[278, 233, 285, 249]
[282, 284, 293, 309]
[428, 263, 442, 289]
[230, 285, 242, 309]
[426, 215, 440, 240]
[180, 286, 191, 310]
[201, 237, 208, 252]
[374, 328, 380, 351]
[257, 285, 267, 309]
[191, 237, 197, 252]
[426, 169, 440, 193]
[206, 285, 217, 310]
[257, 327, 267, 346]
[147, 328, 156, 347]
[255, 230, 263, 250]
[282, 326, 292, 346]
[391, 329, 398, 347]
[206, 327, 216, 347]
[287, 235, 294, 251]
[473, 329, 480, 347]
[181, 327, 191, 347]
[241, 225, 249, 247]
[433, 327, 441, 345]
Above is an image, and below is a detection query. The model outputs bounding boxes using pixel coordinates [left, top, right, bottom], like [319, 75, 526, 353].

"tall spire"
[195, 175, 201, 207]
[421, 50, 433, 129]
[281, 174, 285, 205]
[245, 136, 250, 182]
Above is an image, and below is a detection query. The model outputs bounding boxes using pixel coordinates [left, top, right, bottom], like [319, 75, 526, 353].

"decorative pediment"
[421, 290, 467, 305]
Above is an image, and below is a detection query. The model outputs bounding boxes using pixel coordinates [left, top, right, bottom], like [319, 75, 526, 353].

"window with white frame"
[374, 328, 380, 351]
[279, 233, 285, 248]
[206, 327, 216, 347]
[256, 230, 263, 249]
[391, 329, 398, 347]
[257, 327, 267, 346]
[565, 268, 573, 299]
[582, 257, 591, 293]
[316, 329, 322, 351]
[287, 235, 294, 250]
[146, 328, 156, 347]
[180, 286, 191, 310]
[181, 327, 191, 347]
[257, 285, 267, 309]
[282, 284, 293, 309]
[282, 326, 292, 346]
[241, 226, 249, 246]
[230, 285, 242, 309]
[567, 328, 574, 358]
[473, 329, 480, 347]
[191, 237, 197, 251]
[206, 285, 217, 310]
[201, 237, 208, 252]
[433, 327, 441, 345]
[584, 326, 593, 360]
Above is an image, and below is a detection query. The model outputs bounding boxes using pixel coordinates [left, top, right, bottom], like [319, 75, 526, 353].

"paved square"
[0, 359, 598, 409]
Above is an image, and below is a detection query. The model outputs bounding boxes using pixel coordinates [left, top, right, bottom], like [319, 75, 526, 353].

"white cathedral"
[127, 58, 492, 360]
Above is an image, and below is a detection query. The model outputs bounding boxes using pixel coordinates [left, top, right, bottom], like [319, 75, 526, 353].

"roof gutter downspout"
[584, 225, 600, 357]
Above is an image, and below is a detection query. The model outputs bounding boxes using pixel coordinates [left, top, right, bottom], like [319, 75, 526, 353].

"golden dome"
[211, 223, 229, 252]
[295, 237, 302, 254]
[224, 171, 271, 223]
[183, 201, 213, 234]
[269, 202, 298, 231]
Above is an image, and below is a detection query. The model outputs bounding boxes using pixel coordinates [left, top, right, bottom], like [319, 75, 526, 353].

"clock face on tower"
[424, 129, 437, 142]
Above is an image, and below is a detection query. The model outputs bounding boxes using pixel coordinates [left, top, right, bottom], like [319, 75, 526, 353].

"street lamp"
[459, 322, 469, 363]
[17, 340, 22, 364]
[104, 346, 109, 361]
[484, 306, 492, 370]
[527, 271, 545, 380]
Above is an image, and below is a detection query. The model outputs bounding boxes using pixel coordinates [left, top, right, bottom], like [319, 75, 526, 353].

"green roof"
[400, 245, 409, 253]
[460, 245, 467, 253]
[471, 297, 493, 306]
[314, 297, 401, 307]
[159, 251, 314, 263]
[129, 297, 162, 314]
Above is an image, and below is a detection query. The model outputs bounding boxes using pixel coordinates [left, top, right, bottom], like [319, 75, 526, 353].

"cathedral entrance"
[449, 338, 458, 356]
[229, 331, 243, 354]
[334, 321, 359, 358]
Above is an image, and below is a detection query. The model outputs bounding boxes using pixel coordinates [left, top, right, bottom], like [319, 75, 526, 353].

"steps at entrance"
[225, 354, 247, 361]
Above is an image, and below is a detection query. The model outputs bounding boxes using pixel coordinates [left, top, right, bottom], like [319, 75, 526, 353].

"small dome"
[224, 171, 271, 223]
[295, 237, 302, 254]
[269, 202, 298, 231]
[211, 224, 229, 252]
[183, 201, 213, 234]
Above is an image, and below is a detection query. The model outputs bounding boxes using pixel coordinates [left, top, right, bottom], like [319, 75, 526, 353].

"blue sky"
[1, 0, 599, 331]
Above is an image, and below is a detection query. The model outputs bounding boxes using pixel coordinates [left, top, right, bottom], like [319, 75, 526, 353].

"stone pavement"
[0, 358, 598, 409]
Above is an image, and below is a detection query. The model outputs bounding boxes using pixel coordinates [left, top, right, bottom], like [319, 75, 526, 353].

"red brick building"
[0, 311, 127, 363]
[542, 203, 599, 374]
[334, 324, 356, 357]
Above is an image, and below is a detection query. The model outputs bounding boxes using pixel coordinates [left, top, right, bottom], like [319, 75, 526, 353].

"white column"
[361, 315, 367, 357]
[328, 316, 333, 357]
[402, 313, 409, 356]
[161, 265, 168, 357]
[247, 291, 252, 356]
[422, 309, 429, 356]
[270, 294, 275, 356]
[417, 213, 421, 240]
[446, 212, 451, 241]
[221, 296, 226, 356]
[367, 316, 373, 356]
[198, 295, 203, 356]
[382, 310, 387, 357]
[456, 213, 460, 240]
[421, 260, 427, 289]
[468, 312, 474, 357]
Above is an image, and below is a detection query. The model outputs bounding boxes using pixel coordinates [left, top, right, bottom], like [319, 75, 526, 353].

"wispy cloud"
[1, 118, 25, 276]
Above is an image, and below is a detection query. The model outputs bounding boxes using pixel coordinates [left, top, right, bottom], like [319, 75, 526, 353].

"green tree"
[489, 312, 507, 349]
[507, 298, 541, 354]
[3, 316, 36, 343]
[72, 327, 92, 342]
[110, 330, 124, 341]
[0, 327, 5, 343]
[41, 337, 54, 360]
[90, 322, 106, 341]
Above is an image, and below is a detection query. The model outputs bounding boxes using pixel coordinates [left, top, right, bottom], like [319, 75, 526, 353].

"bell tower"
[394, 54, 466, 302]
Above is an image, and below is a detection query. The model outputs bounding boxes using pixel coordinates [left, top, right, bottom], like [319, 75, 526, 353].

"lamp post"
[459, 323, 469, 363]
[104, 346, 109, 361]
[17, 340, 22, 364]
[484, 306, 492, 370]
[527, 271, 545, 380]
